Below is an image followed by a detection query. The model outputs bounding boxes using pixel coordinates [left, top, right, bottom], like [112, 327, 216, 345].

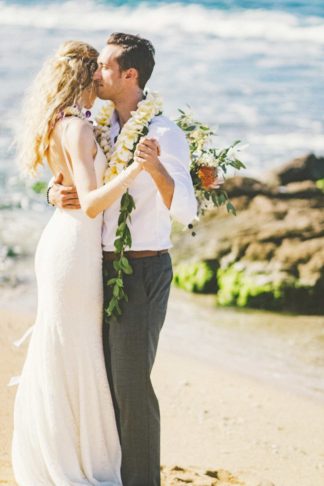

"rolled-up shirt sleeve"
[151, 123, 197, 226]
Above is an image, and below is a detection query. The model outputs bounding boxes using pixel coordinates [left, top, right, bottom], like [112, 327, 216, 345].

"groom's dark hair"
[107, 33, 155, 90]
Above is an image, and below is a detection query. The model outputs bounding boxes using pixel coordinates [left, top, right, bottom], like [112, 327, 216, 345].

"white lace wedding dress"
[12, 144, 122, 485]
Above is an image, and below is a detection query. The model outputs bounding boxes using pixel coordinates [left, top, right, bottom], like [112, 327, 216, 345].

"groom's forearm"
[147, 162, 175, 209]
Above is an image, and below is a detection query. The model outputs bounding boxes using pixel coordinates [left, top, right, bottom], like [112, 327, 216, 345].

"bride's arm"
[64, 118, 142, 218]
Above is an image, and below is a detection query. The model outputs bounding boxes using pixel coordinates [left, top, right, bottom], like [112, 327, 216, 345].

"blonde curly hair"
[18, 40, 99, 176]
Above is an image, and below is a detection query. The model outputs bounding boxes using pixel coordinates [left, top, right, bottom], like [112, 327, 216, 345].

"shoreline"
[163, 288, 324, 405]
[2, 279, 324, 404]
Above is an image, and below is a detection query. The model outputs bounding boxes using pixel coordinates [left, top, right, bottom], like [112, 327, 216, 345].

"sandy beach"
[1, 291, 324, 486]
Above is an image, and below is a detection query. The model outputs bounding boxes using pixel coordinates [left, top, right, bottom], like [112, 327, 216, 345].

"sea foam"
[1, 1, 324, 44]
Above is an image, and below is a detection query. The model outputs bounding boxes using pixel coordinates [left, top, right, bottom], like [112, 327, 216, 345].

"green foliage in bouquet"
[175, 109, 246, 217]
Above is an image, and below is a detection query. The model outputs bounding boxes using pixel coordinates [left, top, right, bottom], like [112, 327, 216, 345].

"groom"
[49, 33, 197, 486]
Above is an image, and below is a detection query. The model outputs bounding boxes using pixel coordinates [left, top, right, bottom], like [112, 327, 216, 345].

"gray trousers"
[102, 253, 173, 486]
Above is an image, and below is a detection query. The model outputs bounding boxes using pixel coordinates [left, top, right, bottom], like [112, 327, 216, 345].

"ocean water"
[1, 0, 324, 178]
[0, 0, 324, 257]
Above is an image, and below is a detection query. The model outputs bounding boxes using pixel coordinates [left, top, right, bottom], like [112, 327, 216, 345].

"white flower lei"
[95, 91, 163, 183]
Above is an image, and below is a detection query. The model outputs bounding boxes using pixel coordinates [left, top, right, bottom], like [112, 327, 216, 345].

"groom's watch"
[46, 185, 55, 207]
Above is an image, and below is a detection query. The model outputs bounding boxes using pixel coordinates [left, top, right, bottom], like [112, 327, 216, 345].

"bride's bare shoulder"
[59, 117, 94, 146]
[64, 116, 92, 133]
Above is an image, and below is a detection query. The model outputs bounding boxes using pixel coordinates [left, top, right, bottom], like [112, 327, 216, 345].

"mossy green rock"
[216, 263, 294, 311]
[217, 262, 324, 313]
[173, 260, 218, 293]
[316, 178, 324, 192]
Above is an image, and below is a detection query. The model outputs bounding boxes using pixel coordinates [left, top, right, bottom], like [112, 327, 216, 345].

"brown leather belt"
[103, 249, 169, 261]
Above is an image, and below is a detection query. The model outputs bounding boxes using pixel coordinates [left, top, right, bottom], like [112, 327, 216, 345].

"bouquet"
[175, 109, 246, 226]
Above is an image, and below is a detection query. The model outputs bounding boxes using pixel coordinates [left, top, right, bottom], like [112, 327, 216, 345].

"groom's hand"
[135, 138, 161, 174]
[48, 172, 81, 209]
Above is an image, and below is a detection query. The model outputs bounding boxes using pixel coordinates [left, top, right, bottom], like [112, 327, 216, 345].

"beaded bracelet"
[46, 185, 55, 207]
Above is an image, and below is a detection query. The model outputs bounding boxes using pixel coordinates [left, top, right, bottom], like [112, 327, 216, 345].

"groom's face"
[93, 45, 125, 101]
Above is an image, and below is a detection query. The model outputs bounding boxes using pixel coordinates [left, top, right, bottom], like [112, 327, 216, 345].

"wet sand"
[1, 287, 324, 485]
[163, 289, 324, 404]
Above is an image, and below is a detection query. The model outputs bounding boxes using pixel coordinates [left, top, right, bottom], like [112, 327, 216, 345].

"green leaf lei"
[105, 124, 152, 318]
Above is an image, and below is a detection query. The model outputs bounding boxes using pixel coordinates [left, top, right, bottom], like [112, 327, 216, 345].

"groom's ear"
[124, 67, 139, 83]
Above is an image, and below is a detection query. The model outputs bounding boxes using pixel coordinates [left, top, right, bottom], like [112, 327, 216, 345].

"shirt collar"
[110, 110, 120, 145]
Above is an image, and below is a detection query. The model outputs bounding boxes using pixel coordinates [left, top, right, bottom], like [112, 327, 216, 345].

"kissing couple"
[12, 33, 197, 485]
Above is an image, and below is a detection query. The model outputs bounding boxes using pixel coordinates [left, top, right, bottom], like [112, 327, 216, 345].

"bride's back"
[47, 119, 76, 186]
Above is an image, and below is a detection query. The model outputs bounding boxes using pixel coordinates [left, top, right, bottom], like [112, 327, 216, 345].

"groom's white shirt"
[102, 113, 197, 251]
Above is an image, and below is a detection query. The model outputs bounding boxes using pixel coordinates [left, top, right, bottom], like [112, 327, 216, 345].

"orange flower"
[198, 166, 218, 190]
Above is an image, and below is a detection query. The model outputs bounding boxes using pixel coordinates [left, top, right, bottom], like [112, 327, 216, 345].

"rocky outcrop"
[171, 154, 324, 314]
[272, 153, 324, 185]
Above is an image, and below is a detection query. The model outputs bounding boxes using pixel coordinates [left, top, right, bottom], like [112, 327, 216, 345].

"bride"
[12, 40, 144, 485]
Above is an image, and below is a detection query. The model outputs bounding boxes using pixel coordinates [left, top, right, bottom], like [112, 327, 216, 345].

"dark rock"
[223, 176, 272, 198]
[161, 466, 238, 486]
[273, 153, 324, 185]
[171, 155, 324, 313]
[249, 195, 288, 218]
[205, 470, 219, 478]
[245, 242, 277, 261]
[228, 195, 250, 211]
[278, 180, 323, 198]
[298, 248, 324, 287]
[275, 237, 324, 268]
